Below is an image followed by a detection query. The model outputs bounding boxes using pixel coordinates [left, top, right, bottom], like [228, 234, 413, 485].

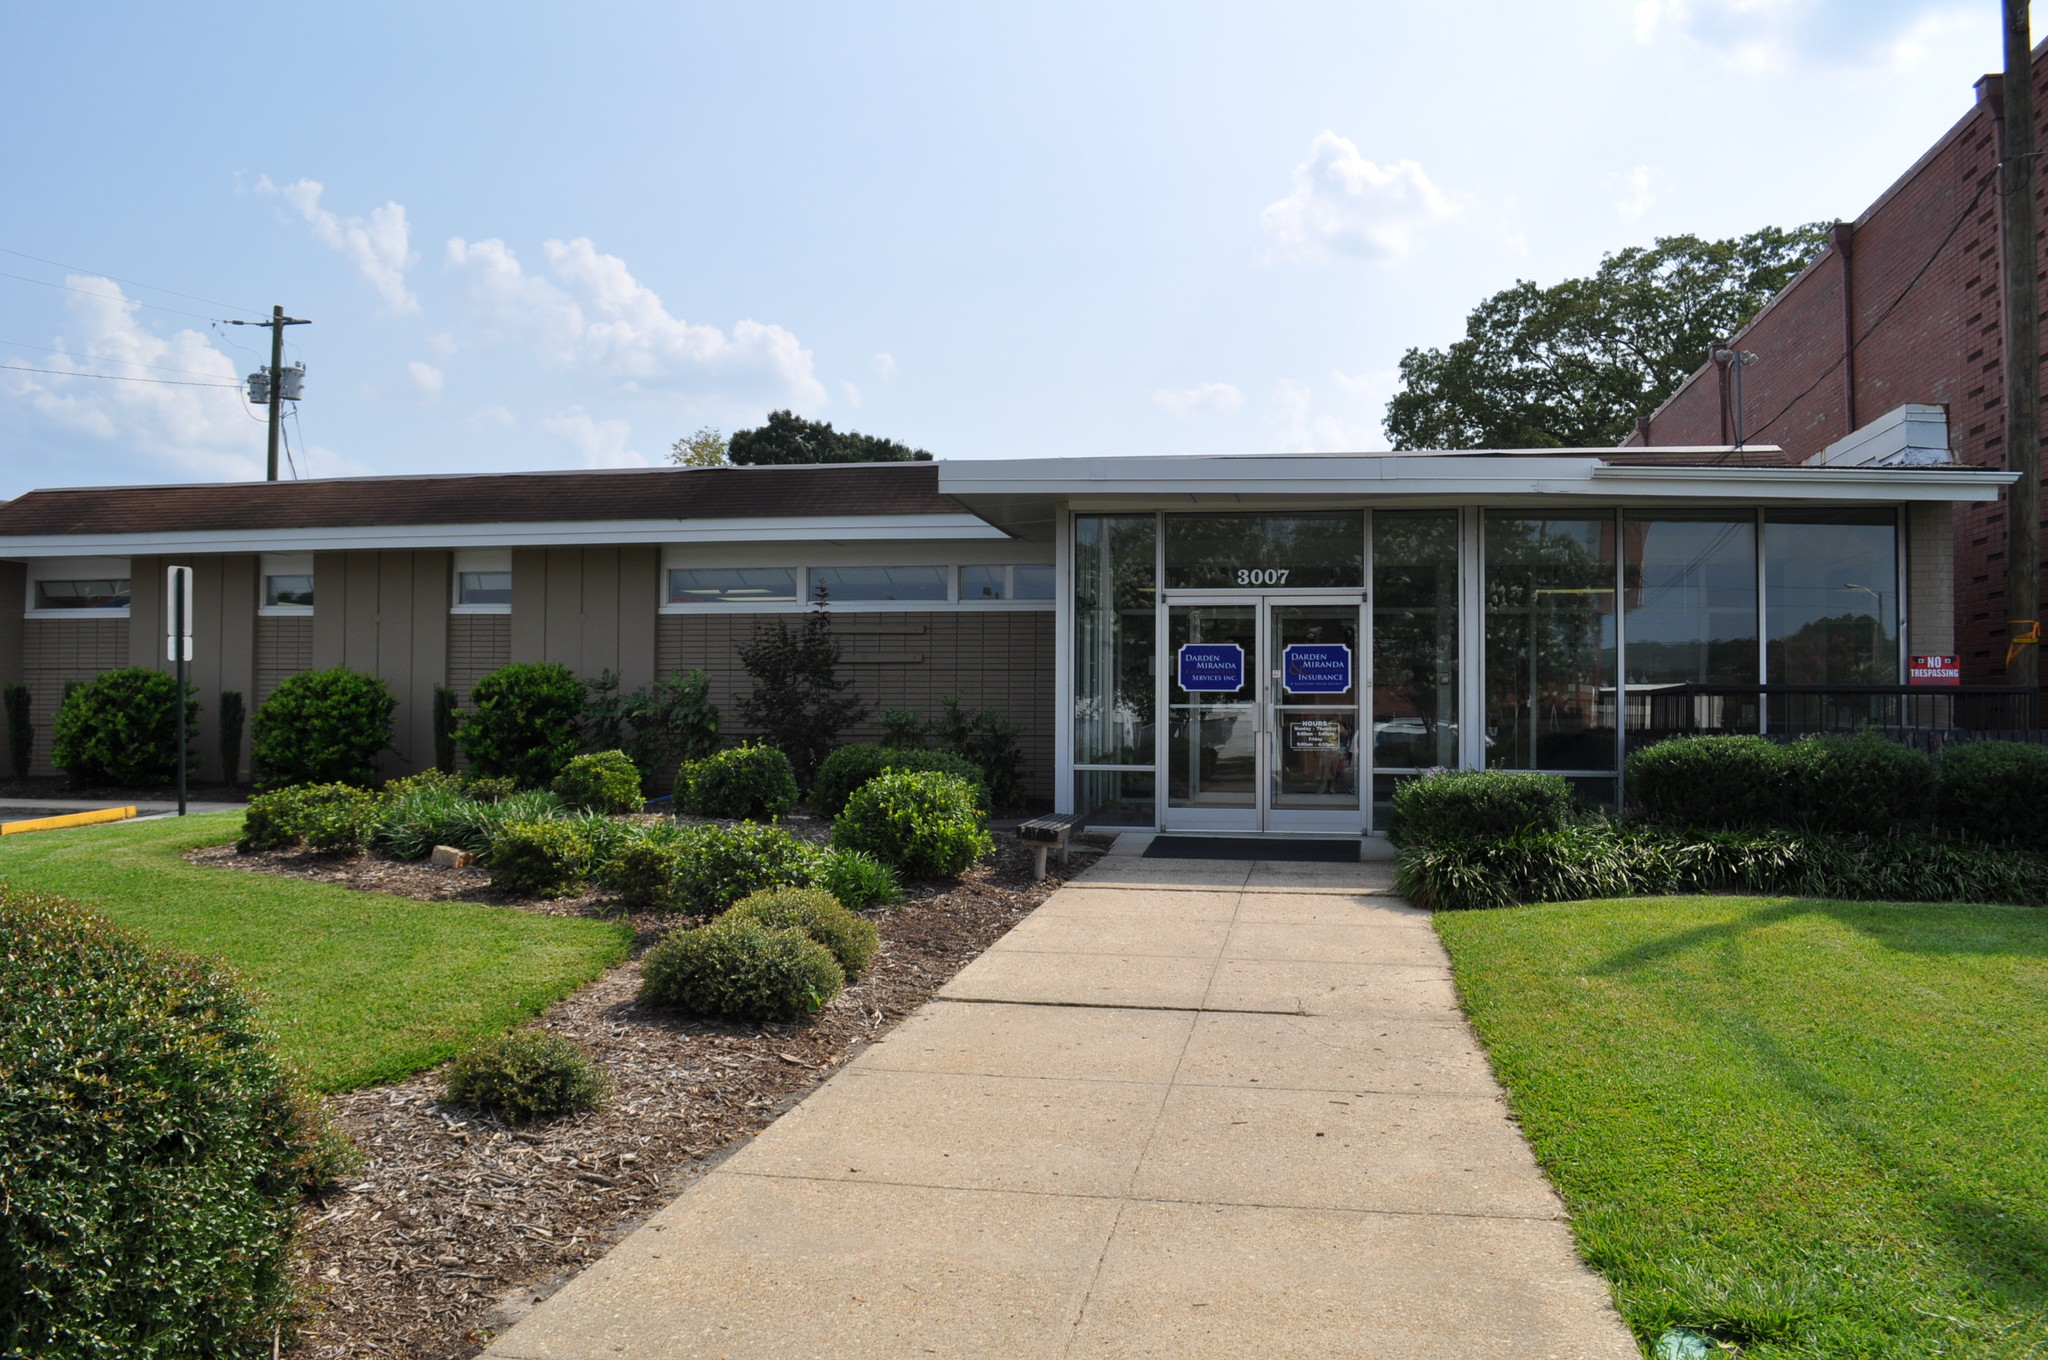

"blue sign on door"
[1282, 643, 1352, 695]
[1177, 642, 1245, 693]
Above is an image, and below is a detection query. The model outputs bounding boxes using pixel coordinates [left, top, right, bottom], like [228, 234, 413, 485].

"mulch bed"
[192, 830, 1107, 1359]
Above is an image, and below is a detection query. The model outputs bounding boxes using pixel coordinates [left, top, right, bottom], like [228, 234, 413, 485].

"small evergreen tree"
[3, 683, 30, 781]
[217, 690, 246, 787]
[735, 601, 865, 786]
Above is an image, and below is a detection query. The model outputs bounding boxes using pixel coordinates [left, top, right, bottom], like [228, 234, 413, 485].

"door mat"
[1143, 835, 1360, 863]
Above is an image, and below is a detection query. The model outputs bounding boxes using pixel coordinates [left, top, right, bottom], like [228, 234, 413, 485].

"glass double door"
[1164, 596, 1364, 834]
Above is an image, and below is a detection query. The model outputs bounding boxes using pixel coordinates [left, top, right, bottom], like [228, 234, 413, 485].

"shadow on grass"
[1588, 897, 2048, 976]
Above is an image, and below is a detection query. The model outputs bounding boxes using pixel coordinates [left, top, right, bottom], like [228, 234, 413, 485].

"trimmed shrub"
[1626, 735, 1787, 829]
[832, 770, 993, 878]
[680, 743, 799, 820]
[1388, 768, 1573, 847]
[809, 744, 990, 819]
[486, 819, 592, 897]
[934, 693, 1027, 810]
[237, 782, 385, 853]
[583, 666, 722, 790]
[808, 847, 902, 911]
[639, 916, 845, 1020]
[554, 749, 644, 814]
[250, 667, 397, 788]
[442, 1030, 608, 1123]
[50, 665, 197, 787]
[607, 840, 687, 912]
[1783, 732, 1933, 835]
[562, 809, 643, 879]
[1394, 821, 2048, 912]
[671, 820, 818, 915]
[1937, 740, 2048, 850]
[462, 774, 519, 803]
[0, 888, 314, 1355]
[727, 886, 879, 980]
[459, 662, 586, 787]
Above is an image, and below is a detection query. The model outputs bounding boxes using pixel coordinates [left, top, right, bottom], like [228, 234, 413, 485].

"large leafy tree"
[727, 409, 931, 464]
[1384, 224, 1830, 450]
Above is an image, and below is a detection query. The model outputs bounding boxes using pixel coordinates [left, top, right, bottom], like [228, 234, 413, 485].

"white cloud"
[1634, 0, 1981, 74]
[447, 235, 825, 405]
[1615, 165, 1657, 221]
[1154, 382, 1244, 418]
[1269, 380, 1384, 454]
[2, 278, 263, 479]
[870, 352, 898, 380]
[1260, 132, 1462, 264]
[260, 177, 419, 313]
[471, 404, 516, 426]
[407, 360, 444, 400]
[542, 408, 647, 467]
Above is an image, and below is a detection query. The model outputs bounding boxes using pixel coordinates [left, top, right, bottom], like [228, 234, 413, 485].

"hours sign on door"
[1281, 643, 1352, 694]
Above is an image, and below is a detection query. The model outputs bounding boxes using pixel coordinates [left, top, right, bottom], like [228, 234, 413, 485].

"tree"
[1384, 224, 1830, 450]
[669, 426, 729, 466]
[727, 409, 932, 465]
[734, 602, 866, 785]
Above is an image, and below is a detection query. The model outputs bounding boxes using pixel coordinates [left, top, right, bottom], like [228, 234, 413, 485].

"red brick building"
[1627, 43, 2048, 685]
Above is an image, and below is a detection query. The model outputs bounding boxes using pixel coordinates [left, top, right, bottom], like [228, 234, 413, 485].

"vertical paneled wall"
[510, 546, 658, 693]
[311, 551, 453, 778]
[128, 554, 257, 781]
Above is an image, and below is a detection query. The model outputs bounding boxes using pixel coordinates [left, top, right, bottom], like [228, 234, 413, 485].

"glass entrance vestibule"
[1067, 506, 1904, 834]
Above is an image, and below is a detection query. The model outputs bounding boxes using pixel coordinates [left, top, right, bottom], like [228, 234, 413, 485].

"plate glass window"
[1623, 514, 1758, 746]
[667, 568, 797, 606]
[1164, 512, 1363, 590]
[1073, 514, 1157, 768]
[1371, 510, 1459, 773]
[264, 574, 315, 608]
[1484, 514, 1618, 771]
[961, 565, 1057, 600]
[457, 571, 513, 607]
[1765, 510, 1898, 684]
[33, 578, 130, 610]
[811, 566, 947, 602]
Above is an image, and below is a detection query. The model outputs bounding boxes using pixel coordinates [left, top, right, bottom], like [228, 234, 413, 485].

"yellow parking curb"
[0, 805, 140, 835]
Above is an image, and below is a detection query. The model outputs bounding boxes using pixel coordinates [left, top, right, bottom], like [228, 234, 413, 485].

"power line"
[0, 246, 262, 317]
[0, 270, 225, 322]
[0, 337, 237, 380]
[0, 361, 241, 389]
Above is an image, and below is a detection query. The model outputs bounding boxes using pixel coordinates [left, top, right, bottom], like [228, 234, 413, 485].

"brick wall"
[254, 616, 314, 709]
[1633, 58, 2048, 684]
[20, 619, 129, 777]
[656, 611, 1056, 801]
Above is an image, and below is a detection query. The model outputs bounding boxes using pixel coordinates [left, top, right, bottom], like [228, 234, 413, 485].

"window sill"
[450, 604, 512, 615]
[23, 608, 131, 620]
[657, 599, 1054, 614]
[258, 606, 314, 618]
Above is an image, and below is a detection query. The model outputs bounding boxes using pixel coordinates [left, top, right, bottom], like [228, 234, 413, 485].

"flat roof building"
[0, 422, 2013, 840]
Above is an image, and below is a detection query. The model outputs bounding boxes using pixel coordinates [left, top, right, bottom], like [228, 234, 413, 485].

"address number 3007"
[1235, 568, 1290, 585]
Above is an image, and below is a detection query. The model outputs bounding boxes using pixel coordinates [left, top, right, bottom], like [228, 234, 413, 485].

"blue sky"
[0, 0, 2019, 493]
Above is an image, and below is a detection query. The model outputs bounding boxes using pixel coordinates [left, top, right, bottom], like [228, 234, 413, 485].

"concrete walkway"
[484, 855, 1637, 1360]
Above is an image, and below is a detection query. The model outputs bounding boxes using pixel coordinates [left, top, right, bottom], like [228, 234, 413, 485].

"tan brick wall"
[656, 610, 1056, 801]
[254, 616, 314, 709]
[21, 618, 130, 777]
[1907, 501, 1957, 657]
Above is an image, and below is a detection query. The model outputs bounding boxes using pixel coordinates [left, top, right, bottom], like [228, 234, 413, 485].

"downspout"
[1832, 220, 1857, 430]
[1711, 344, 1732, 445]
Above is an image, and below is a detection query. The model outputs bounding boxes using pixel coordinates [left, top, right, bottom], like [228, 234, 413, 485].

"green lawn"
[0, 813, 630, 1092]
[1436, 895, 2048, 1360]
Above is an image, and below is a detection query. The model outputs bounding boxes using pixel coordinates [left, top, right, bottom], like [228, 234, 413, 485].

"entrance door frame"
[1157, 588, 1370, 836]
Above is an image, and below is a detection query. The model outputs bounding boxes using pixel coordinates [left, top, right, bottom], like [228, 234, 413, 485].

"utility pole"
[2002, 0, 2040, 692]
[229, 305, 310, 481]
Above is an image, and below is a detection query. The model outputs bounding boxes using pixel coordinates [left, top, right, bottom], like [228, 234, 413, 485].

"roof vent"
[1808, 404, 1950, 467]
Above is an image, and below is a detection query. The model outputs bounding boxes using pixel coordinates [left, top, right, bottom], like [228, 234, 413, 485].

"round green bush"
[831, 770, 993, 878]
[680, 743, 799, 820]
[809, 744, 990, 818]
[1625, 735, 1787, 830]
[606, 839, 686, 912]
[808, 847, 902, 911]
[727, 886, 879, 980]
[639, 916, 845, 1020]
[50, 666, 197, 787]
[237, 781, 387, 853]
[459, 662, 587, 788]
[671, 821, 818, 915]
[1937, 740, 2048, 849]
[0, 888, 315, 1355]
[486, 819, 592, 897]
[442, 1029, 608, 1123]
[250, 667, 396, 788]
[554, 749, 644, 814]
[1782, 732, 1933, 835]
[1387, 768, 1574, 847]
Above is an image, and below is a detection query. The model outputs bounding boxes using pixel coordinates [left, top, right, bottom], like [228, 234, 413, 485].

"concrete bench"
[1018, 812, 1090, 881]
